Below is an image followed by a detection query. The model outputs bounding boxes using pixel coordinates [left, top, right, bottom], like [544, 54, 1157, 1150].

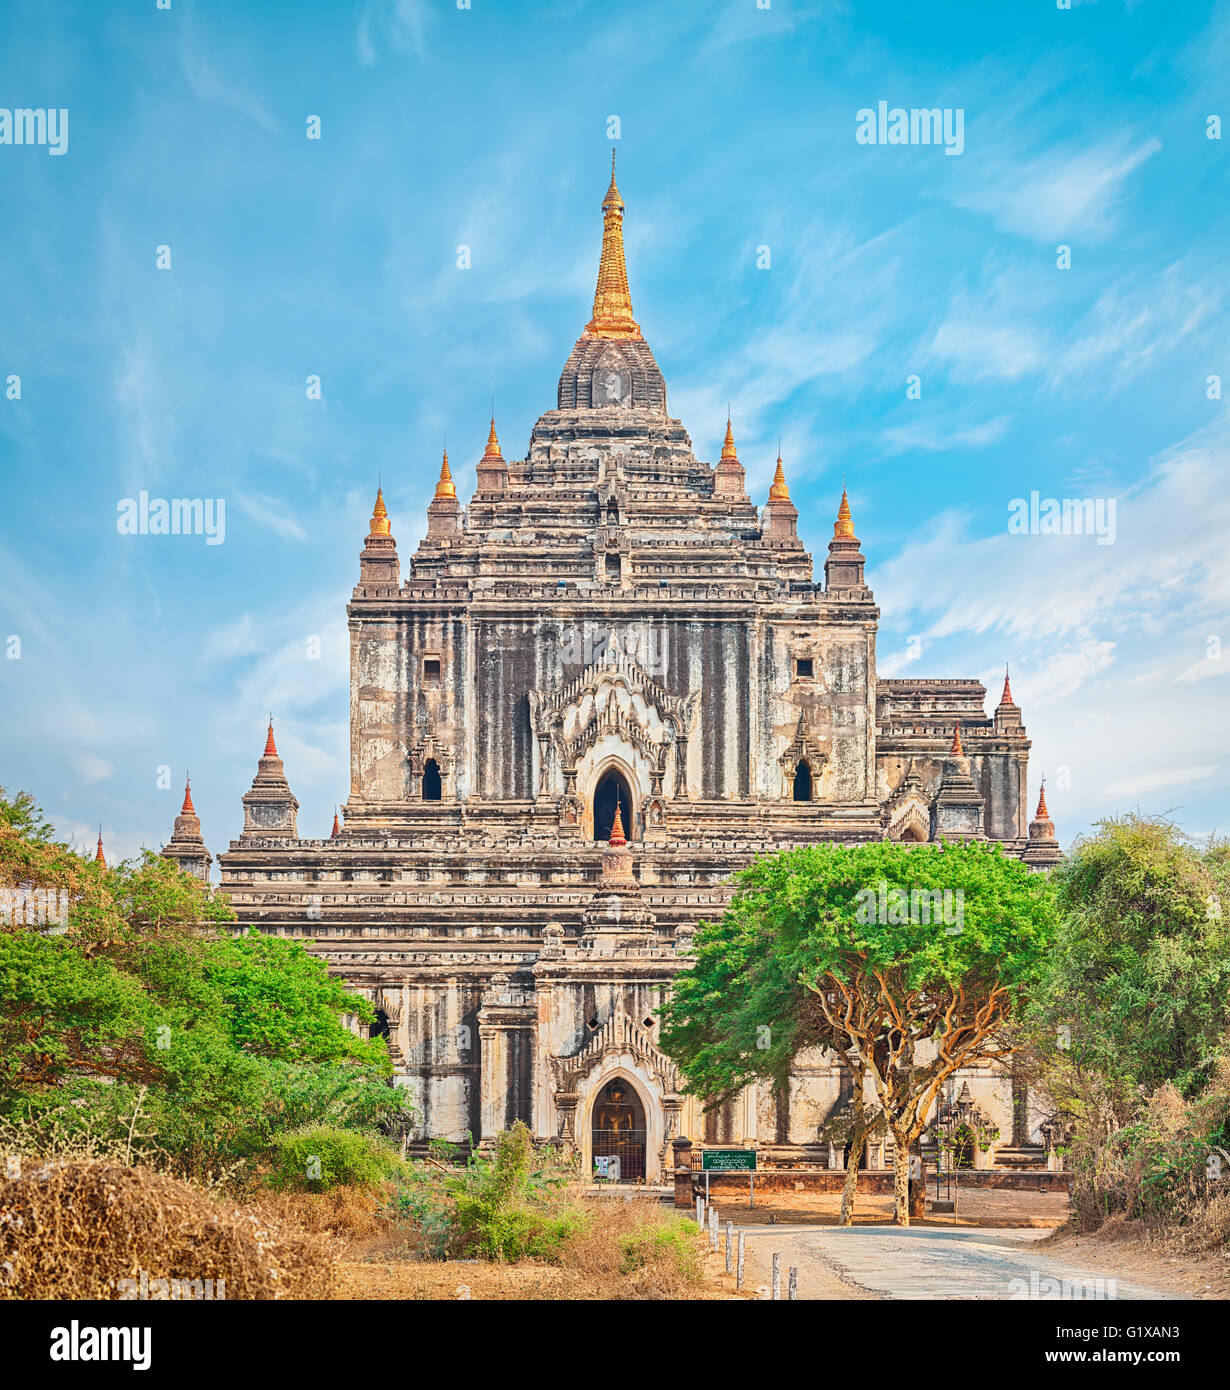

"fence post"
[736, 1230, 745, 1291]
[696, 1195, 704, 1227]
[708, 1205, 718, 1250]
[725, 1220, 733, 1274]
[788, 1267, 798, 1301]
[771, 1252, 781, 1301]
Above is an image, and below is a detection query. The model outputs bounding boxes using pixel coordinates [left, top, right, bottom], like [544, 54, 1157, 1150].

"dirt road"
[737, 1224, 1178, 1301]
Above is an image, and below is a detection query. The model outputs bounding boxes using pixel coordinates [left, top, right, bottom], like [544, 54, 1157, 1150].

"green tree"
[661, 840, 1056, 1225]
[0, 787, 410, 1179]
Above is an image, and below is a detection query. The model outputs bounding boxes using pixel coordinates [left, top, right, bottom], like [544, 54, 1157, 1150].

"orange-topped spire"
[482, 418, 503, 461]
[1036, 781, 1049, 819]
[585, 152, 641, 341]
[950, 723, 963, 757]
[608, 802, 627, 847]
[721, 417, 738, 461]
[369, 487, 391, 536]
[769, 453, 790, 502]
[834, 487, 856, 539]
[181, 777, 195, 815]
[435, 449, 456, 500]
[264, 719, 278, 758]
[1001, 665, 1014, 705]
[331, 808, 340, 838]
[94, 828, 106, 866]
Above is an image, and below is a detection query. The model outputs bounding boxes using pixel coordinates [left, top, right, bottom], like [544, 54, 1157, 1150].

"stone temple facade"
[185, 161, 1062, 1182]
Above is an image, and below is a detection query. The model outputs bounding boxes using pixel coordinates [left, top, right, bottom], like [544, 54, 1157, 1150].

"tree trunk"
[838, 1086, 867, 1227]
[892, 1129, 912, 1226]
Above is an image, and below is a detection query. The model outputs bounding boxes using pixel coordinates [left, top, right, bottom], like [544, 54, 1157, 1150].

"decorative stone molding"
[550, 1008, 681, 1098]
[779, 712, 826, 798]
[529, 635, 699, 805]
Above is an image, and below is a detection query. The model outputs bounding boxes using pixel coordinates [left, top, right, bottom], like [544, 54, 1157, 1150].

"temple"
[178, 160, 1060, 1180]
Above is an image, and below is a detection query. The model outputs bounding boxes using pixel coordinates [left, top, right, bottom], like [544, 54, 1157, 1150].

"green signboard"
[701, 1148, 757, 1172]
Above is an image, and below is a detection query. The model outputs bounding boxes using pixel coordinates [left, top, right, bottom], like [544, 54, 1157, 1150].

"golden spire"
[434, 449, 456, 499]
[609, 802, 627, 847]
[94, 828, 106, 867]
[482, 418, 503, 461]
[369, 486, 391, 536]
[585, 152, 641, 340]
[1036, 781, 1049, 820]
[950, 723, 963, 757]
[769, 453, 790, 501]
[834, 486, 855, 539]
[720, 417, 738, 461]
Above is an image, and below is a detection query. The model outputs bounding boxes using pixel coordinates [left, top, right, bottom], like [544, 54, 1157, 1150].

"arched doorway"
[793, 759, 813, 802]
[591, 1077, 646, 1183]
[422, 758, 442, 801]
[593, 768, 633, 841]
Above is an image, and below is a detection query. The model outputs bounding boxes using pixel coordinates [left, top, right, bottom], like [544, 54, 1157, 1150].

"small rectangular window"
[796, 658, 814, 679]
[423, 657, 441, 684]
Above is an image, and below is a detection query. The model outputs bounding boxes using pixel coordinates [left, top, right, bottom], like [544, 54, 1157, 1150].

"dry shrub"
[0, 1159, 335, 1300]
[551, 1195, 710, 1300]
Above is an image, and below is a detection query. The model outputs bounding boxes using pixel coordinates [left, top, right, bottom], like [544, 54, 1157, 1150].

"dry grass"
[317, 1188, 727, 1301]
[0, 1156, 727, 1301]
[0, 1159, 335, 1300]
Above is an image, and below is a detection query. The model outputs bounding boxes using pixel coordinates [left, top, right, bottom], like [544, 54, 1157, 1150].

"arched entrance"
[422, 758, 442, 801]
[590, 1076, 646, 1182]
[793, 759, 813, 802]
[593, 768, 633, 841]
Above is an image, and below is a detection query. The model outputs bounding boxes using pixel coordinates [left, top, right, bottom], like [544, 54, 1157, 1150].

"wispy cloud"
[1106, 764, 1218, 798]
[954, 138, 1161, 242]
[233, 493, 309, 543]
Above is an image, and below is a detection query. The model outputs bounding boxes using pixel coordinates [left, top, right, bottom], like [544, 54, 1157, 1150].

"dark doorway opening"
[591, 1078, 646, 1183]
[370, 1009, 389, 1041]
[593, 769, 633, 841]
[793, 759, 813, 802]
[422, 758, 442, 801]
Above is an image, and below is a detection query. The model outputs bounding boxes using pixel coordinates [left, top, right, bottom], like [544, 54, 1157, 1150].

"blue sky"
[1, 0, 1228, 867]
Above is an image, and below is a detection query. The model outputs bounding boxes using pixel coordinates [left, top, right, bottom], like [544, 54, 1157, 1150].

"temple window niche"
[793, 759, 813, 802]
[422, 758, 442, 801]
[593, 768, 633, 841]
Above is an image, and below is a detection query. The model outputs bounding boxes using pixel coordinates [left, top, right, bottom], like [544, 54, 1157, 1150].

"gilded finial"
[264, 719, 278, 759]
[331, 808, 340, 838]
[1036, 779, 1049, 820]
[609, 802, 627, 847]
[94, 827, 106, 866]
[369, 486, 391, 536]
[482, 418, 503, 461]
[950, 723, 963, 758]
[435, 449, 456, 499]
[1001, 665, 1014, 705]
[721, 417, 738, 461]
[182, 776, 195, 815]
[769, 453, 790, 502]
[585, 154, 641, 340]
[834, 487, 855, 539]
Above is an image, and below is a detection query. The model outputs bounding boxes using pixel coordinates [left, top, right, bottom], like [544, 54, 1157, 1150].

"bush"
[267, 1125, 402, 1191]
[0, 1158, 334, 1300]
